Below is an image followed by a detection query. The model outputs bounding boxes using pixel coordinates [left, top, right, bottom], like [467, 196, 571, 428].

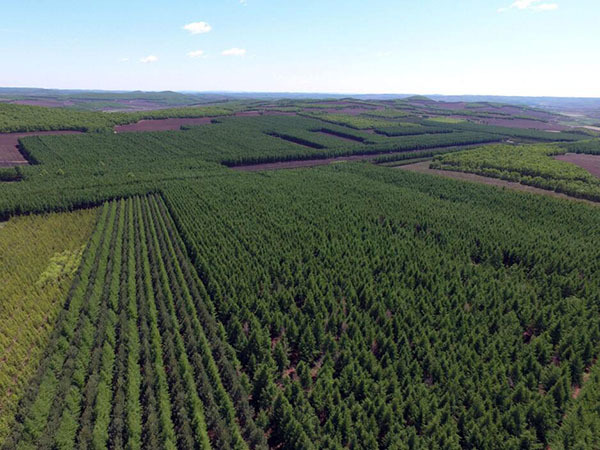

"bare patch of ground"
[555, 153, 600, 178]
[398, 161, 599, 205]
[0, 130, 82, 167]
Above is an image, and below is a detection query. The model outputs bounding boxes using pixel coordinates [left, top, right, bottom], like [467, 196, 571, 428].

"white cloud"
[498, 0, 558, 12]
[222, 48, 246, 56]
[118, 57, 129, 63]
[140, 55, 158, 63]
[187, 50, 205, 58]
[183, 22, 212, 34]
[535, 2, 558, 10]
[240, 0, 247, 4]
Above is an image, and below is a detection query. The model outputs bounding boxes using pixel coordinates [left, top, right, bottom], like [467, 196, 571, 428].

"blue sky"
[1, 0, 599, 96]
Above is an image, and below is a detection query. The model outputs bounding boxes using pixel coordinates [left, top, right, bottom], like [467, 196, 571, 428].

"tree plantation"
[2, 98, 600, 449]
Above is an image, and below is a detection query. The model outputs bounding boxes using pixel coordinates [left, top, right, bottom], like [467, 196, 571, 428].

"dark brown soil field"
[0, 130, 82, 167]
[114, 117, 214, 132]
[555, 153, 600, 178]
[399, 161, 598, 205]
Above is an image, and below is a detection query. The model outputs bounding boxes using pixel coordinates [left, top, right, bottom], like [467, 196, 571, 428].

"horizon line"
[2, 86, 600, 101]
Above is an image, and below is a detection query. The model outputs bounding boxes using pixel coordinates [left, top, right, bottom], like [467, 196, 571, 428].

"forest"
[161, 165, 600, 448]
[2, 98, 600, 449]
[0, 114, 504, 218]
[4, 164, 600, 448]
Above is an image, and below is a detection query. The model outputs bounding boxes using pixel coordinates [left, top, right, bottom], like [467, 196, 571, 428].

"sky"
[1, 0, 599, 96]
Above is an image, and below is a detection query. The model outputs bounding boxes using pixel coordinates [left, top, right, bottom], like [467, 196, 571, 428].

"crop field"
[2, 97, 600, 449]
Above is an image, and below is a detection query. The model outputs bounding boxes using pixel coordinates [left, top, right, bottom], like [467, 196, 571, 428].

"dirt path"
[0, 130, 83, 167]
[398, 161, 599, 206]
